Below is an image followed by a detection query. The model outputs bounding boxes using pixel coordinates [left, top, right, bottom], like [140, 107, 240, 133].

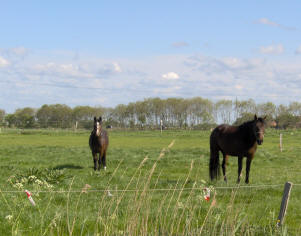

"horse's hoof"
[104, 166, 107, 171]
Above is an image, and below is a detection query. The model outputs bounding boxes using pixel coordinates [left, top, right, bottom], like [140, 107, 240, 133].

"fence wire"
[1, 183, 299, 194]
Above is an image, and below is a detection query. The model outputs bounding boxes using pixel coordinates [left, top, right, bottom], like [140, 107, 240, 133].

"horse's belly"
[219, 142, 257, 157]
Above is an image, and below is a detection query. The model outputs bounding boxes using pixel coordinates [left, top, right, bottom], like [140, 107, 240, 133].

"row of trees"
[1, 97, 301, 129]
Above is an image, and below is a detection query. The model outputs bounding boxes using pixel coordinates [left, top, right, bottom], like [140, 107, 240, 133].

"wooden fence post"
[277, 182, 292, 226]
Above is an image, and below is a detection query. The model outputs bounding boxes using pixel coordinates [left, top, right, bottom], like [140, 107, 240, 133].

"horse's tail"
[209, 129, 220, 181]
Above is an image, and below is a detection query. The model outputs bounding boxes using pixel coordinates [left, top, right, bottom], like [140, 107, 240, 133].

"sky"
[1, 1, 301, 113]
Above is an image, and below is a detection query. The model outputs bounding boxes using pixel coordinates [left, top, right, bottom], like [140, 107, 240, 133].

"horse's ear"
[254, 114, 258, 120]
[99, 116, 102, 122]
[94, 117, 97, 122]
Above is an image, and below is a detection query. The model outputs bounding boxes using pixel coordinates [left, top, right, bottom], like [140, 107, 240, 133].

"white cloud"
[258, 18, 279, 27]
[10, 47, 28, 56]
[222, 57, 247, 69]
[162, 72, 180, 80]
[0, 56, 9, 67]
[260, 44, 284, 55]
[113, 62, 122, 72]
[32, 62, 93, 78]
[256, 18, 296, 31]
[235, 85, 243, 90]
[3, 49, 301, 113]
[153, 86, 181, 95]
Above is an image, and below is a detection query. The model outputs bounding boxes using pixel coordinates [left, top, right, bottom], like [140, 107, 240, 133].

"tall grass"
[0, 129, 301, 235]
[0, 142, 295, 235]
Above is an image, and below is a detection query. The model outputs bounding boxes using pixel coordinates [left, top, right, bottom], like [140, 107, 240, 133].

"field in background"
[0, 128, 301, 235]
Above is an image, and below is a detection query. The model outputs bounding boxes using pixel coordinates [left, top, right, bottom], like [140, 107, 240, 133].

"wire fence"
[1, 183, 301, 194]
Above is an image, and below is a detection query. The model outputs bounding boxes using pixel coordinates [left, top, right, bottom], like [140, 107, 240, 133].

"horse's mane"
[238, 117, 265, 130]
[238, 120, 255, 130]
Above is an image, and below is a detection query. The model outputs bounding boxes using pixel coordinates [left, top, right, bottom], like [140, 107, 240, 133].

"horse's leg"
[101, 152, 107, 171]
[245, 157, 252, 184]
[237, 156, 243, 184]
[92, 152, 97, 171]
[222, 153, 228, 182]
[97, 153, 102, 171]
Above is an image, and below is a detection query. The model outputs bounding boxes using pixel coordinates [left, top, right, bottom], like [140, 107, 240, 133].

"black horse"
[89, 117, 109, 171]
[209, 115, 266, 184]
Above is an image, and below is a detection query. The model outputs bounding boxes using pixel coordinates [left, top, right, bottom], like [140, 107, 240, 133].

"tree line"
[1, 97, 301, 130]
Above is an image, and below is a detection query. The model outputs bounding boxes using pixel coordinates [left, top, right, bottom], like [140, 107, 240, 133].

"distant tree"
[147, 97, 164, 127]
[0, 109, 5, 125]
[36, 104, 72, 128]
[15, 107, 36, 128]
[72, 106, 104, 129]
[5, 114, 17, 127]
[112, 104, 128, 128]
[256, 102, 276, 120]
[73, 106, 95, 121]
[9, 98, 301, 130]
[276, 113, 300, 129]
[102, 107, 115, 128]
[187, 97, 214, 127]
[233, 112, 255, 126]
[276, 104, 289, 117]
[256, 102, 276, 127]
[288, 102, 301, 116]
[214, 100, 233, 124]
[234, 99, 256, 120]
[126, 102, 136, 128]
[135, 100, 153, 128]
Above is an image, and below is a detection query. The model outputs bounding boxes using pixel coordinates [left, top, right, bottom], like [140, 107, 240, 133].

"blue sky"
[1, 1, 301, 112]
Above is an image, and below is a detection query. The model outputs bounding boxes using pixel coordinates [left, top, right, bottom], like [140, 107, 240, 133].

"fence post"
[279, 133, 283, 152]
[277, 182, 292, 226]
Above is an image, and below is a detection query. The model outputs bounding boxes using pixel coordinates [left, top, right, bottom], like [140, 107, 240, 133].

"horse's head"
[93, 116, 102, 136]
[253, 115, 266, 145]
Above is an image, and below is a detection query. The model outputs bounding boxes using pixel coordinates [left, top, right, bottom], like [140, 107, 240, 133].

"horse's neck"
[92, 128, 103, 137]
[239, 121, 256, 143]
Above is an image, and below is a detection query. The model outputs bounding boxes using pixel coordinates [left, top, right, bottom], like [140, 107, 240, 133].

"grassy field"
[0, 128, 301, 235]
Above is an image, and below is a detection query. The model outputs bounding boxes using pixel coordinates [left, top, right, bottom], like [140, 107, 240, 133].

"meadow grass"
[0, 128, 301, 235]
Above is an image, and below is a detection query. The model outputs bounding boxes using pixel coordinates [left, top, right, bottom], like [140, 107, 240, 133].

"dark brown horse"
[209, 115, 266, 184]
[89, 116, 109, 171]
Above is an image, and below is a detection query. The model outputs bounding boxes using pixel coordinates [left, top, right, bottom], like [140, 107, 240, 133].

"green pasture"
[0, 128, 301, 235]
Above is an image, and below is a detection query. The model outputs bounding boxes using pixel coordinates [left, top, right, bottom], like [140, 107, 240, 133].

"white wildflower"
[13, 183, 23, 189]
[21, 177, 28, 184]
[35, 179, 43, 186]
[5, 215, 13, 221]
[43, 181, 53, 189]
[29, 176, 37, 181]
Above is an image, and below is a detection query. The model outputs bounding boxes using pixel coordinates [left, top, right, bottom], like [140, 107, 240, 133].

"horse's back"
[210, 124, 236, 143]
[210, 124, 244, 155]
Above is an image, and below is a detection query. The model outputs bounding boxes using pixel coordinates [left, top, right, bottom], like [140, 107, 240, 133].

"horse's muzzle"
[257, 140, 263, 145]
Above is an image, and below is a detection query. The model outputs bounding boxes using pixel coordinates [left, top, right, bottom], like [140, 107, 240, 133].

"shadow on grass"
[53, 164, 84, 170]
